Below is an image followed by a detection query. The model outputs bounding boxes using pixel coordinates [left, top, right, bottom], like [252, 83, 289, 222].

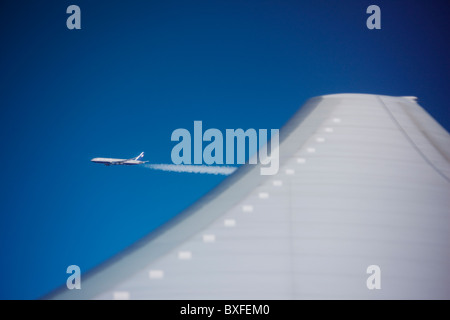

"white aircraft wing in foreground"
[48, 94, 450, 300]
[91, 152, 148, 166]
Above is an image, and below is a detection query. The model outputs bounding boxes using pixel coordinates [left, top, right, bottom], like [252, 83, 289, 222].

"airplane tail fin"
[135, 152, 145, 161]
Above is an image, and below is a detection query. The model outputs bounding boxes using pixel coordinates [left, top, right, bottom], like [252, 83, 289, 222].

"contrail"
[143, 164, 237, 175]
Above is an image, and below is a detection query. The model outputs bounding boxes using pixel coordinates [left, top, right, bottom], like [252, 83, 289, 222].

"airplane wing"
[46, 93, 450, 300]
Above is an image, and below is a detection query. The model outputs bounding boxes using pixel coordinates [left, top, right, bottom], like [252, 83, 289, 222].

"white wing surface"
[47, 93, 450, 299]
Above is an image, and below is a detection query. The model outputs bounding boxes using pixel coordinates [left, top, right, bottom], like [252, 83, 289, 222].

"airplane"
[91, 152, 148, 166]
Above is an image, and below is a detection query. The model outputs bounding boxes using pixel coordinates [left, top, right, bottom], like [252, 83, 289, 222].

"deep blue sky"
[0, 0, 449, 299]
